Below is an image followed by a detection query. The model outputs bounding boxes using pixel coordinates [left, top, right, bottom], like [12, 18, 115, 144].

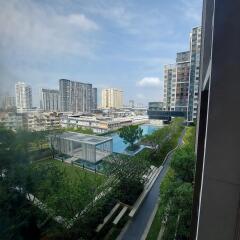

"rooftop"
[55, 131, 112, 145]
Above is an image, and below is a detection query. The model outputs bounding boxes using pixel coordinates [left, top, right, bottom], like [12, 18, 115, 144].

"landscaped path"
[117, 130, 185, 240]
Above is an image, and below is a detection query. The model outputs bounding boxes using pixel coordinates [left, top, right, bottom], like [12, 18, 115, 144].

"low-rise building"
[24, 112, 62, 131]
[0, 111, 61, 131]
[61, 114, 148, 133]
[0, 112, 24, 130]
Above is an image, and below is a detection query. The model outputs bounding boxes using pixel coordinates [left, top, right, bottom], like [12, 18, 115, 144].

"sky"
[0, 0, 202, 107]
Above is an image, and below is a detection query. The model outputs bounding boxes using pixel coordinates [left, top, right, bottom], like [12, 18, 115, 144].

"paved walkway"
[117, 130, 185, 240]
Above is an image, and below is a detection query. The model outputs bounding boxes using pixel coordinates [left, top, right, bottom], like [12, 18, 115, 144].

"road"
[117, 131, 185, 240]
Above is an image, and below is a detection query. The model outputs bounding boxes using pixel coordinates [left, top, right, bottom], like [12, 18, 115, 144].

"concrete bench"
[96, 203, 121, 232]
[113, 206, 128, 225]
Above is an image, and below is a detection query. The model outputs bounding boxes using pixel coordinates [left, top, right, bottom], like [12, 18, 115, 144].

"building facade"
[101, 88, 123, 109]
[162, 28, 201, 121]
[91, 87, 98, 110]
[15, 82, 32, 110]
[1, 95, 16, 110]
[59, 79, 93, 113]
[163, 64, 176, 111]
[0, 112, 24, 130]
[187, 26, 202, 123]
[191, 1, 240, 239]
[40, 88, 59, 112]
[148, 102, 164, 111]
[163, 51, 190, 113]
[174, 51, 190, 112]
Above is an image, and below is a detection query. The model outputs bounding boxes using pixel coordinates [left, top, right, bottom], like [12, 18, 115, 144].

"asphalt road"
[118, 131, 185, 240]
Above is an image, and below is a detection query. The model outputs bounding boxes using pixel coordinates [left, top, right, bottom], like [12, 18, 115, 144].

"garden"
[146, 126, 196, 240]
[0, 118, 186, 240]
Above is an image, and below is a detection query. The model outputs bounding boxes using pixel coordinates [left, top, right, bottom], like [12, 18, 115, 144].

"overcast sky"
[0, 0, 202, 107]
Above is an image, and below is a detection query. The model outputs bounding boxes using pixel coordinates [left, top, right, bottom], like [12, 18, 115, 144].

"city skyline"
[0, 0, 202, 107]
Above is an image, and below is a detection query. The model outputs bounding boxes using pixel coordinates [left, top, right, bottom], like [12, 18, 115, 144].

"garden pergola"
[50, 132, 113, 164]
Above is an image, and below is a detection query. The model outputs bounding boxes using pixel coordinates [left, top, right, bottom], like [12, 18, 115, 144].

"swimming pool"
[109, 124, 160, 154]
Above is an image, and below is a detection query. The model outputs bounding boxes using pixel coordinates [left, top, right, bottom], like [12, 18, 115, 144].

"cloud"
[68, 14, 99, 30]
[136, 77, 162, 87]
[0, 0, 100, 58]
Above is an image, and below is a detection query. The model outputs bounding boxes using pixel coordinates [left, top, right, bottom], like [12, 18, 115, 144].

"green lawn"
[34, 158, 105, 183]
[31, 158, 106, 219]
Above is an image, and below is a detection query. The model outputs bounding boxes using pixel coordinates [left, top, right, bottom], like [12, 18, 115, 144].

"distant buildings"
[0, 112, 24, 129]
[59, 79, 96, 113]
[0, 111, 61, 131]
[61, 114, 148, 134]
[15, 82, 32, 110]
[163, 64, 177, 111]
[152, 26, 202, 122]
[129, 100, 135, 108]
[147, 102, 165, 120]
[187, 26, 202, 123]
[101, 88, 123, 109]
[175, 51, 190, 112]
[148, 102, 164, 111]
[40, 88, 59, 112]
[1, 95, 16, 110]
[163, 51, 190, 113]
[91, 87, 98, 110]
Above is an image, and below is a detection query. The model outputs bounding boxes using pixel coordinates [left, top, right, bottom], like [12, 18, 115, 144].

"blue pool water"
[109, 124, 160, 154]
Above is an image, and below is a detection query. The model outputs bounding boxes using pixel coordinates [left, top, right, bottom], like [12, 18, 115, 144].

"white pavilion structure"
[50, 132, 113, 164]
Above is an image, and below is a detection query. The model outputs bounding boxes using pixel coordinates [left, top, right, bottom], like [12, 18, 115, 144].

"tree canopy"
[118, 125, 143, 151]
[157, 127, 196, 240]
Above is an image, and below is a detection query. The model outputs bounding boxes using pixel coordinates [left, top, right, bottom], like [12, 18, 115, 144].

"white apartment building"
[101, 88, 123, 109]
[15, 82, 32, 110]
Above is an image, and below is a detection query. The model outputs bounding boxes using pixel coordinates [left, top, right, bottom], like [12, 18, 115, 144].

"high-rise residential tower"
[91, 88, 98, 110]
[40, 88, 59, 112]
[163, 51, 190, 113]
[59, 79, 92, 113]
[187, 26, 202, 123]
[101, 88, 123, 109]
[174, 51, 190, 112]
[15, 82, 32, 110]
[162, 28, 202, 121]
[163, 64, 176, 111]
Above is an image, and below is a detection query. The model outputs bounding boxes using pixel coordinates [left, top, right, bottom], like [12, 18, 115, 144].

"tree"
[105, 154, 150, 205]
[118, 125, 143, 151]
[158, 127, 196, 240]
[0, 127, 43, 240]
[170, 145, 196, 183]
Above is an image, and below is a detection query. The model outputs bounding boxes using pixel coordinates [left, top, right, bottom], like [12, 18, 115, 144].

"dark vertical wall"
[193, 0, 240, 239]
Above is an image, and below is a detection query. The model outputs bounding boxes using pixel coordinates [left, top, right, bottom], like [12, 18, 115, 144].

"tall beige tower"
[101, 88, 123, 109]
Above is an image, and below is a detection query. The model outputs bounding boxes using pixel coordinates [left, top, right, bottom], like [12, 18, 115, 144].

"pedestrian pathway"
[117, 129, 185, 240]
